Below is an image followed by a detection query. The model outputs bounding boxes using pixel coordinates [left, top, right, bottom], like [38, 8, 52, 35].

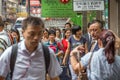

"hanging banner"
[73, 0, 104, 11]
[41, 0, 77, 17]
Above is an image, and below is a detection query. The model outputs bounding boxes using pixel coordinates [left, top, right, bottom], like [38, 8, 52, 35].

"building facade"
[0, 0, 18, 21]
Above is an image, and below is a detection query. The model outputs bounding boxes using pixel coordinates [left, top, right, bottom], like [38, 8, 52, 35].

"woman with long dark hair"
[70, 30, 120, 80]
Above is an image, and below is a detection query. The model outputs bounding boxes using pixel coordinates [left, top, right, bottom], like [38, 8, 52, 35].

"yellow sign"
[16, 12, 28, 17]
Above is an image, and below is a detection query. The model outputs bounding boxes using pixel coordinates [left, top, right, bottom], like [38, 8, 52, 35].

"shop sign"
[41, 0, 77, 17]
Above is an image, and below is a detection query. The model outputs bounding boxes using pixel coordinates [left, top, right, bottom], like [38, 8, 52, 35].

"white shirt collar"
[20, 40, 42, 53]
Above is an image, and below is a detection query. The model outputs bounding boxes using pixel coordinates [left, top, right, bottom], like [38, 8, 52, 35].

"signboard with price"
[73, 0, 104, 11]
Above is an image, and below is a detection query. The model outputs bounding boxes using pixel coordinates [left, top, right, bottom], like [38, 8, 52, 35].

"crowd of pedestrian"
[0, 16, 120, 80]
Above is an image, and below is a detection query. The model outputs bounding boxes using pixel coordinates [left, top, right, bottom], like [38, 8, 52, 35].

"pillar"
[109, 0, 120, 36]
[109, 0, 120, 55]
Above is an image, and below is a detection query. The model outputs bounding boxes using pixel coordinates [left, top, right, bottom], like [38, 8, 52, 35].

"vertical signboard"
[26, 0, 41, 17]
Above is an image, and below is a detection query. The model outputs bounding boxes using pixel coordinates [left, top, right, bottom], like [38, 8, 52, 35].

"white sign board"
[73, 0, 104, 11]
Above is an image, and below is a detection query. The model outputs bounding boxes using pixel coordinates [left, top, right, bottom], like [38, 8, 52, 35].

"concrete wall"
[109, 0, 120, 55]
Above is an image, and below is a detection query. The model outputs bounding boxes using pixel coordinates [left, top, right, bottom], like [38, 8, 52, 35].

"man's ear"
[98, 39, 103, 48]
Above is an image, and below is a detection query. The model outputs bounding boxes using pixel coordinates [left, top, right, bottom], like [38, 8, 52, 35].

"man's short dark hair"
[88, 20, 104, 29]
[22, 16, 44, 30]
[65, 22, 72, 28]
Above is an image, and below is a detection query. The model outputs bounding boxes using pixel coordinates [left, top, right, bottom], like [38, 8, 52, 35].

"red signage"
[60, 0, 70, 4]
[26, 0, 40, 7]
[30, 0, 40, 6]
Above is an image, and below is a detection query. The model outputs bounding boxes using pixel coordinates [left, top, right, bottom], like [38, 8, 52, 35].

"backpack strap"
[10, 44, 18, 79]
[9, 44, 49, 79]
[42, 44, 50, 74]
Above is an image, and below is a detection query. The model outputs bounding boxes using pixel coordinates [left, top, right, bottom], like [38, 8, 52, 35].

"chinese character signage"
[73, 0, 104, 11]
[41, 0, 77, 17]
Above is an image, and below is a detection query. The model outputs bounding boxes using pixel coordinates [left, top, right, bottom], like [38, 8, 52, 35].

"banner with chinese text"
[41, 0, 77, 17]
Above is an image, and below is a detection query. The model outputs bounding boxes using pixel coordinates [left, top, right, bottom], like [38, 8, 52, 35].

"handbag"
[77, 70, 88, 80]
[59, 65, 72, 80]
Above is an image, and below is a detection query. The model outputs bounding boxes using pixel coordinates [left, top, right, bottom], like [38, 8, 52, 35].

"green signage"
[41, 0, 77, 17]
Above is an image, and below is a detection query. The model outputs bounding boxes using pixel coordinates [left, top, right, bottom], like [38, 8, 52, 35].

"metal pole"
[96, 11, 103, 20]
[28, 0, 30, 16]
[82, 11, 87, 34]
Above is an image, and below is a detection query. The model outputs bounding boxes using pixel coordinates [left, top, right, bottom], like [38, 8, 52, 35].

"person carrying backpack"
[0, 16, 62, 80]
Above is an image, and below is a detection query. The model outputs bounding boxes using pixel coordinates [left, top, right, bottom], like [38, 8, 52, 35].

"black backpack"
[7, 43, 50, 79]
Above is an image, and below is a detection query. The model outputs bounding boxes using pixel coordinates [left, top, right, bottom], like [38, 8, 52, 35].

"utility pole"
[96, 11, 103, 20]
[82, 11, 87, 34]
[28, 0, 30, 16]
